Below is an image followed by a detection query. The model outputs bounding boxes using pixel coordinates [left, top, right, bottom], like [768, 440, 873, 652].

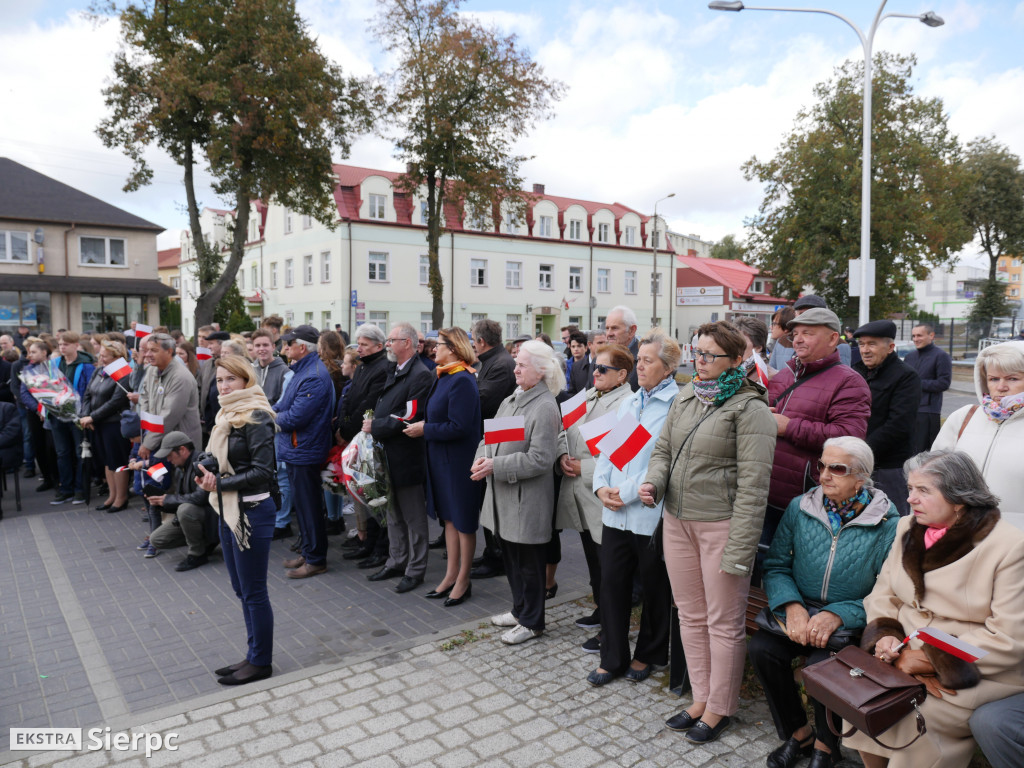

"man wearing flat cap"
[793, 295, 851, 366]
[852, 320, 921, 514]
[197, 330, 231, 445]
[765, 308, 871, 544]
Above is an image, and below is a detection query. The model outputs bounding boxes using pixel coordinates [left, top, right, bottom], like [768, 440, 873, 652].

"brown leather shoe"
[283, 556, 305, 569]
[287, 563, 326, 579]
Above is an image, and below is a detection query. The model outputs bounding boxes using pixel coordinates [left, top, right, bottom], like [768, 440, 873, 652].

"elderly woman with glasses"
[747, 436, 899, 768]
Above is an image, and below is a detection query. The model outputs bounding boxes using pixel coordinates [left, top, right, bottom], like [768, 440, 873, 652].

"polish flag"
[134, 324, 153, 339]
[577, 411, 619, 456]
[37, 402, 45, 417]
[146, 463, 168, 482]
[751, 350, 771, 387]
[391, 400, 418, 421]
[484, 416, 526, 445]
[115, 465, 131, 473]
[915, 627, 988, 663]
[560, 389, 588, 430]
[196, 346, 213, 361]
[140, 411, 164, 433]
[103, 358, 132, 382]
[596, 413, 652, 470]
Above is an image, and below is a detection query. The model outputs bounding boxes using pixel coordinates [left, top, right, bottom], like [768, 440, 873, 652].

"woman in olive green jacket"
[641, 320, 776, 745]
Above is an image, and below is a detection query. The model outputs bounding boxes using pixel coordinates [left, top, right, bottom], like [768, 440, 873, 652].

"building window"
[752, 279, 764, 293]
[79, 293, 144, 334]
[321, 311, 331, 327]
[369, 251, 388, 281]
[597, 268, 610, 293]
[368, 310, 388, 330]
[538, 216, 552, 238]
[420, 201, 428, 225]
[470, 259, 488, 287]
[597, 315, 607, 329]
[539, 264, 553, 290]
[597, 223, 609, 243]
[80, 236, 126, 267]
[504, 212, 518, 234]
[419, 255, 429, 285]
[568, 220, 582, 240]
[506, 314, 520, 338]
[1014, 258, 1022, 267]
[302, 214, 312, 230]
[569, 266, 583, 292]
[1012, 288, 1020, 297]
[284, 210, 293, 234]
[472, 313, 487, 324]
[623, 226, 636, 247]
[303, 254, 313, 285]
[625, 270, 637, 294]
[506, 261, 522, 289]
[0, 290, 51, 332]
[368, 194, 386, 220]
[171, 276, 180, 291]
[284, 259, 294, 288]
[249, 218, 258, 242]
[569, 315, 582, 327]
[420, 312, 433, 333]
[651, 273, 663, 296]
[0, 230, 30, 263]
[321, 252, 331, 283]
[251, 265, 258, 290]
[1012, 273, 1021, 282]
[304, 311, 314, 325]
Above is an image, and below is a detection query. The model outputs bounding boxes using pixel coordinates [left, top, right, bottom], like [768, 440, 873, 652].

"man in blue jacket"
[52, 331, 95, 504]
[273, 325, 335, 579]
[903, 322, 952, 453]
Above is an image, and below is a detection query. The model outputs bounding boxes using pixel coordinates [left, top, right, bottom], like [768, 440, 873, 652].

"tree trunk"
[426, 169, 446, 330]
[194, 193, 250, 330]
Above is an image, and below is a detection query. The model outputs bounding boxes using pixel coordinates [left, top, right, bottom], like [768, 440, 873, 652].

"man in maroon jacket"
[765, 308, 871, 541]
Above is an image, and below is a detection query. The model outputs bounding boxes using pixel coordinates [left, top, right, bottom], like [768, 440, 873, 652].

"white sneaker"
[501, 625, 542, 645]
[490, 611, 518, 627]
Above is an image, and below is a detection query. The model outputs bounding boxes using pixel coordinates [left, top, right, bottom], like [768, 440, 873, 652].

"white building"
[914, 263, 989, 320]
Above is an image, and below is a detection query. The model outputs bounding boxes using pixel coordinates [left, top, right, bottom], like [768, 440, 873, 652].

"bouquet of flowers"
[339, 410, 391, 523]
[19, 369, 81, 423]
[321, 444, 348, 495]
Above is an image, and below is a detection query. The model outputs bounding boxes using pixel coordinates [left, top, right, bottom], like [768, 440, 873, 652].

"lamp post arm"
[732, 5, 869, 48]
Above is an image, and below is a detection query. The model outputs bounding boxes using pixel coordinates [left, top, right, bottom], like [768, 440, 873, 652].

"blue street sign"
[350, 290, 358, 307]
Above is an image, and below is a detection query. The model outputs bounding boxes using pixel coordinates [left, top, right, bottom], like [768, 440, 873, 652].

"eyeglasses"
[594, 364, 623, 375]
[436, 340, 451, 347]
[816, 460, 853, 477]
[693, 350, 731, 364]
[385, 337, 409, 345]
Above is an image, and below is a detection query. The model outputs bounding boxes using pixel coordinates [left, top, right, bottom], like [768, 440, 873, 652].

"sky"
[2, 0, 1023, 266]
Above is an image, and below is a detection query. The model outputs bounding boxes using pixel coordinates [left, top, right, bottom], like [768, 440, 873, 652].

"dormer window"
[368, 194, 386, 220]
[597, 223, 609, 243]
[752, 279, 764, 294]
[568, 220, 582, 240]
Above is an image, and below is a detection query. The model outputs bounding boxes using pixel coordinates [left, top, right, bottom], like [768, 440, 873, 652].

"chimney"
[532, 183, 545, 195]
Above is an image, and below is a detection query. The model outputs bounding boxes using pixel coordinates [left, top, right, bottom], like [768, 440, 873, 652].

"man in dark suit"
[903, 322, 952, 453]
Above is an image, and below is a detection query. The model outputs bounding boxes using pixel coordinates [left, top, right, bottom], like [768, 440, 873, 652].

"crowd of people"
[1, 298, 1023, 767]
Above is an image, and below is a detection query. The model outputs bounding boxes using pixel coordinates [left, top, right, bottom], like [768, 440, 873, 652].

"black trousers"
[289, 463, 327, 567]
[500, 538, 546, 631]
[26, 411, 57, 484]
[598, 526, 671, 674]
[914, 412, 941, 454]
[579, 530, 601, 607]
[747, 629, 841, 753]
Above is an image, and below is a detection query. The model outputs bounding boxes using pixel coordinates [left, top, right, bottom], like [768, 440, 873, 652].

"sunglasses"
[816, 460, 853, 477]
[594, 364, 623, 375]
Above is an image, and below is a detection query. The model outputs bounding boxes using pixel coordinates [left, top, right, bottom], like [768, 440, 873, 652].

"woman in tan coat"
[855, 450, 1024, 768]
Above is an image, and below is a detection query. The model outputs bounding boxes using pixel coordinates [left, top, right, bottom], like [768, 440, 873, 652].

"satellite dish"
[34, 228, 44, 244]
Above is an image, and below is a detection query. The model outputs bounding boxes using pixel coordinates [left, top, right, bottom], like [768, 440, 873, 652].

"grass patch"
[440, 628, 490, 651]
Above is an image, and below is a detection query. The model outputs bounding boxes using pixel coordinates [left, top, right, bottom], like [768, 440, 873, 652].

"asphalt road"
[942, 389, 975, 418]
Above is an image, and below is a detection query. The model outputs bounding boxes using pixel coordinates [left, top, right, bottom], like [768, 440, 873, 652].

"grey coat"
[138, 358, 202, 452]
[477, 384, 560, 545]
[554, 384, 632, 545]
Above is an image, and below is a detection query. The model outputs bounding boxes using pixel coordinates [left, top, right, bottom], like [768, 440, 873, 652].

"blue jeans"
[288, 463, 327, 567]
[274, 462, 292, 529]
[970, 692, 1024, 768]
[324, 489, 344, 522]
[220, 498, 275, 667]
[50, 419, 83, 494]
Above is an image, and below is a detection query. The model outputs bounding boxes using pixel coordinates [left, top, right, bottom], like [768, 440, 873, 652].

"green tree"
[96, 0, 372, 330]
[968, 277, 1010, 324]
[709, 234, 748, 262]
[961, 136, 1024, 282]
[743, 53, 972, 318]
[214, 282, 256, 333]
[373, 0, 564, 328]
[159, 296, 181, 329]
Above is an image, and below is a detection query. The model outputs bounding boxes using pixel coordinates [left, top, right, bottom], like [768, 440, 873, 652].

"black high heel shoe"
[106, 502, 129, 514]
[545, 583, 558, 600]
[425, 584, 454, 599]
[95, 501, 115, 511]
[444, 583, 472, 607]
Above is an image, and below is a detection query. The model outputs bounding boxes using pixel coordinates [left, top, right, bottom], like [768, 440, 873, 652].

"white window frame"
[568, 266, 583, 292]
[470, 258, 488, 287]
[569, 315, 582, 327]
[321, 310, 332, 327]
[368, 310, 389, 330]
[568, 220, 582, 241]
[368, 251, 389, 282]
[538, 216, 552, 238]
[624, 226, 636, 247]
[79, 235, 126, 267]
[270, 262, 278, 289]
[504, 212, 518, 235]
[752, 279, 764, 293]
[302, 214, 313, 230]
[0, 230, 31, 263]
[506, 314, 521, 339]
[251, 265, 258, 290]
[597, 268, 610, 293]
[171, 276, 180, 290]
[420, 312, 433, 333]
[597, 315, 607, 330]
[420, 201, 429, 225]
[321, 251, 331, 283]
[304, 311, 314, 325]
[597, 223, 609, 244]
[419, 255, 429, 285]
[539, 264, 553, 290]
[284, 210, 293, 234]
[303, 254, 313, 285]
[625, 270, 637, 295]
[284, 258, 294, 288]
[506, 261, 522, 289]
[368, 194, 386, 220]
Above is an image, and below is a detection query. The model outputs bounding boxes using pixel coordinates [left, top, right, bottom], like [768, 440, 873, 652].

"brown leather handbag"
[802, 646, 927, 750]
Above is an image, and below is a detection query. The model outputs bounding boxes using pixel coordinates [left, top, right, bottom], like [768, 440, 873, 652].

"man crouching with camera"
[145, 431, 219, 573]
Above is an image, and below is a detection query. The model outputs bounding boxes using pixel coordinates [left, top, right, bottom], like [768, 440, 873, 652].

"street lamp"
[652, 193, 675, 327]
[709, 0, 944, 325]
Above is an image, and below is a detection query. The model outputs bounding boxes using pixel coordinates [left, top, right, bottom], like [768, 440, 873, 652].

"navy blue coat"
[903, 343, 952, 414]
[274, 352, 335, 466]
[0, 401, 22, 469]
[423, 370, 482, 533]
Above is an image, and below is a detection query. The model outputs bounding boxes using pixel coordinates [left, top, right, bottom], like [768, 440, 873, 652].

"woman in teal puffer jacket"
[749, 435, 899, 768]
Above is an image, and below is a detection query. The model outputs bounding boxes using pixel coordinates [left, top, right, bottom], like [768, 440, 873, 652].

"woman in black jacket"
[196, 354, 278, 686]
[79, 340, 132, 512]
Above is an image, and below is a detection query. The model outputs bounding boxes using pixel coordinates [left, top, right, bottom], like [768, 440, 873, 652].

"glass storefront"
[81, 294, 149, 333]
[0, 291, 52, 333]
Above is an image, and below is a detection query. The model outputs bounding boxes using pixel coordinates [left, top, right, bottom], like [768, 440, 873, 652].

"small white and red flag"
[146, 463, 168, 482]
[103, 358, 132, 382]
[391, 400, 418, 422]
[484, 415, 526, 445]
[115, 465, 131, 473]
[577, 411, 619, 456]
[560, 389, 588, 430]
[596, 412, 652, 470]
[751, 350, 771, 387]
[37, 402, 45, 417]
[134, 324, 153, 339]
[196, 346, 213, 361]
[914, 627, 988, 663]
[140, 411, 164, 434]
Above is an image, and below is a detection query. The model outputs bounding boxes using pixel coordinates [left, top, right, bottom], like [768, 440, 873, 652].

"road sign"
[350, 290, 358, 307]
[356, 302, 365, 309]
[848, 259, 876, 297]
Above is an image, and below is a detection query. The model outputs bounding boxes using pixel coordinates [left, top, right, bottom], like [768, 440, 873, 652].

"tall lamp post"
[652, 193, 675, 327]
[708, 0, 944, 326]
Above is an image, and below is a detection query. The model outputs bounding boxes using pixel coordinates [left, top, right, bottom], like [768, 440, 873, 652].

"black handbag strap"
[772, 362, 841, 410]
[824, 699, 927, 750]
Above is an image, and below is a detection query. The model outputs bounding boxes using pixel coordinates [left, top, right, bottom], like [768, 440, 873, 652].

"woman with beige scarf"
[196, 354, 279, 686]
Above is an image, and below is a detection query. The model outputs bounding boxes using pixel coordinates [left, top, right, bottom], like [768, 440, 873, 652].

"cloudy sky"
[3, 0, 1023, 265]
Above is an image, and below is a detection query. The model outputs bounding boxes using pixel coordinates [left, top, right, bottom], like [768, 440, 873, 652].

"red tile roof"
[157, 247, 181, 269]
[677, 255, 759, 295]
